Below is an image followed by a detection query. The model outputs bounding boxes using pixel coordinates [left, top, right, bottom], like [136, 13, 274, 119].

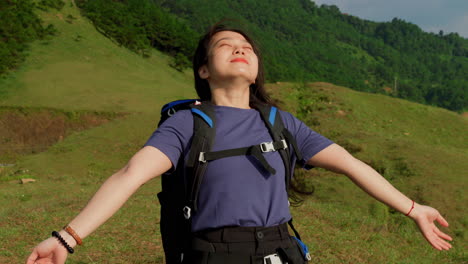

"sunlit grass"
[0, 0, 195, 113]
[0, 1, 466, 263]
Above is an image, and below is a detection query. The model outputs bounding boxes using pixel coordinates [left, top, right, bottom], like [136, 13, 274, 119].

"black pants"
[183, 223, 308, 264]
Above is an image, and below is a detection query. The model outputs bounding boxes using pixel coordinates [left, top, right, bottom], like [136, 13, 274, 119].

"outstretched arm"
[307, 143, 452, 251]
[26, 146, 172, 264]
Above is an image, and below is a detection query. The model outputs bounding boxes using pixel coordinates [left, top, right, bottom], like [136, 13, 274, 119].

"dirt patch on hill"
[0, 107, 126, 163]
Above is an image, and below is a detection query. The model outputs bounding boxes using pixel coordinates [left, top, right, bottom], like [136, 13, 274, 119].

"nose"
[234, 47, 245, 55]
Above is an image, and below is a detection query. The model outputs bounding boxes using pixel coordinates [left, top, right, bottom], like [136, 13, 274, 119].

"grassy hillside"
[0, 1, 466, 263]
[0, 1, 195, 112]
[270, 82, 466, 262]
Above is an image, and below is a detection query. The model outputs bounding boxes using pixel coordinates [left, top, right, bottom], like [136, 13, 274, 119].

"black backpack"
[156, 99, 307, 264]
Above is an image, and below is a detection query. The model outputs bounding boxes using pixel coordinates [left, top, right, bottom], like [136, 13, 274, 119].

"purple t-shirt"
[144, 105, 333, 232]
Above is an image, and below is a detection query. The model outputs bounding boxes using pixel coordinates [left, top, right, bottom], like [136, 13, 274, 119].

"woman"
[26, 24, 452, 264]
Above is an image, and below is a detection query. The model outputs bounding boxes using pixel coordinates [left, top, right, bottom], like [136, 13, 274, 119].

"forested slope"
[0, 0, 63, 76]
[2, 0, 467, 111]
[154, 0, 468, 111]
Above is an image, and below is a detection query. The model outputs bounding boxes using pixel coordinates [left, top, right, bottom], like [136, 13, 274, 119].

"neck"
[209, 79, 251, 109]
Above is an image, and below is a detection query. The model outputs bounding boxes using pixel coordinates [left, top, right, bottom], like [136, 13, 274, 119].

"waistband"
[194, 222, 290, 243]
[192, 223, 293, 254]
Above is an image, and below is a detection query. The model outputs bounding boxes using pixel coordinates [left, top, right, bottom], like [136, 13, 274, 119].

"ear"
[198, 65, 210, 79]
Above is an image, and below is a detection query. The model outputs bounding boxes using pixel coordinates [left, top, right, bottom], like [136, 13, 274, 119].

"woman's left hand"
[409, 203, 453, 250]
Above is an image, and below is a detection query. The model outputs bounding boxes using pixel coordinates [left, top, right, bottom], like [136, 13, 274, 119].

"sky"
[312, 0, 468, 38]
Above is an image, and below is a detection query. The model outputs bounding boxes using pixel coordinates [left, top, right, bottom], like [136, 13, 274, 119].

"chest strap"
[198, 139, 288, 175]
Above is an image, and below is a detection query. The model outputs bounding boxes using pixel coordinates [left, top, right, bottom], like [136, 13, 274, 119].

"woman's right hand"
[26, 237, 68, 264]
[25, 147, 171, 264]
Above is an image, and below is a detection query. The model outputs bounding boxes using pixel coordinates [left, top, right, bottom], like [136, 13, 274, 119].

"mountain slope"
[153, 0, 468, 112]
[0, 1, 195, 113]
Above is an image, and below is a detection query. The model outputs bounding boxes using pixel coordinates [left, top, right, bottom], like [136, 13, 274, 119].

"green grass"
[0, 1, 467, 263]
[273, 82, 467, 263]
[0, 0, 195, 113]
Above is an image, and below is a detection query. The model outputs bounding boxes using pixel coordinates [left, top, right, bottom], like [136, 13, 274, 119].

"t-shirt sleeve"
[143, 110, 193, 170]
[279, 110, 334, 170]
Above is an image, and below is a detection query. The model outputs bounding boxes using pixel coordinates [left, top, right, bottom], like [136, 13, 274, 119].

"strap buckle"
[263, 253, 283, 264]
[260, 141, 275, 152]
[198, 152, 206, 163]
[279, 139, 288, 150]
[260, 139, 287, 153]
[183, 206, 192, 219]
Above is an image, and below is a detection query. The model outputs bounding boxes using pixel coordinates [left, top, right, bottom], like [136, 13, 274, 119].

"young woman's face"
[199, 31, 259, 85]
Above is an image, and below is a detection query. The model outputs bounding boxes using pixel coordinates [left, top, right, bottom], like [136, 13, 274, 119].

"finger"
[437, 238, 452, 250]
[433, 226, 453, 241]
[430, 241, 442, 251]
[26, 251, 38, 264]
[419, 220, 452, 251]
[436, 214, 449, 227]
[422, 231, 441, 250]
[433, 234, 453, 251]
[430, 240, 444, 250]
[424, 228, 450, 251]
[38, 259, 54, 264]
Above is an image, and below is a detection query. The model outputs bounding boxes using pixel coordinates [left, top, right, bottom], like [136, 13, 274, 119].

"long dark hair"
[192, 22, 275, 107]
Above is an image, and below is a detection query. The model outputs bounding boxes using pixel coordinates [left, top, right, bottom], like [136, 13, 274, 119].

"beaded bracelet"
[52, 231, 74, 254]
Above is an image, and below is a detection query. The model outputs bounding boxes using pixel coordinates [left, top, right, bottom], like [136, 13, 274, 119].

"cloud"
[312, 0, 468, 38]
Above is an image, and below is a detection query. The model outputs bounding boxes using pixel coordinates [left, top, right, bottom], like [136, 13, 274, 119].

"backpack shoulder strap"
[256, 104, 292, 189]
[157, 99, 202, 263]
[186, 102, 216, 166]
[158, 99, 216, 219]
[185, 102, 216, 216]
[159, 99, 199, 127]
[256, 105, 304, 162]
[256, 105, 309, 246]
[255, 104, 304, 190]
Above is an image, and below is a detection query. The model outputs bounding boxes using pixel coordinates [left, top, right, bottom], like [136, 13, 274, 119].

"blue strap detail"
[162, 99, 198, 112]
[191, 108, 213, 128]
[269, 106, 277, 125]
[292, 236, 312, 261]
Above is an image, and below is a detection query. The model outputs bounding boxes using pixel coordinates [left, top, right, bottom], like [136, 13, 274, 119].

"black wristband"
[52, 231, 75, 254]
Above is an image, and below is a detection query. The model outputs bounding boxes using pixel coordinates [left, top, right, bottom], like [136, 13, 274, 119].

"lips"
[230, 58, 249, 64]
